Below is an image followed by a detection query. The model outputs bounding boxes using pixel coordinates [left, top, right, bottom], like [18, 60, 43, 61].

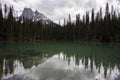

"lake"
[0, 41, 120, 80]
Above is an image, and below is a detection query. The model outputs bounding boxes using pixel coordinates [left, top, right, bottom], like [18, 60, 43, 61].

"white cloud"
[1, 0, 120, 24]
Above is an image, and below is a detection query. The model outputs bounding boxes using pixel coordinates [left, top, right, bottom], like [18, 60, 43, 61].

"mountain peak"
[24, 8, 32, 11]
[21, 8, 34, 20]
[21, 8, 54, 24]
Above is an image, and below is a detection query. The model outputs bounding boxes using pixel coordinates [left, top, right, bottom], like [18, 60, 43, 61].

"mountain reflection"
[0, 42, 120, 80]
[0, 52, 120, 80]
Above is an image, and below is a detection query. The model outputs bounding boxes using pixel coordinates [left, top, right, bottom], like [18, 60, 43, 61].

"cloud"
[1, 0, 120, 24]
[12, 0, 22, 2]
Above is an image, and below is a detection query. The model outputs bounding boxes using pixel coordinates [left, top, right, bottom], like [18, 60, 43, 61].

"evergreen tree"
[4, 4, 7, 18]
[91, 9, 95, 40]
[68, 14, 71, 24]
[0, 3, 3, 39]
[7, 6, 14, 40]
[99, 7, 102, 20]
[105, 3, 109, 18]
[103, 3, 111, 42]
[85, 11, 90, 40]
[91, 9, 95, 24]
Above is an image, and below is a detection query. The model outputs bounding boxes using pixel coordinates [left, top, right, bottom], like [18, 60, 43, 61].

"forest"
[0, 3, 120, 42]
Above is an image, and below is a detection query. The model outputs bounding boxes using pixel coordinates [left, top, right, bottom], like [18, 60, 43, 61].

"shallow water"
[0, 41, 120, 80]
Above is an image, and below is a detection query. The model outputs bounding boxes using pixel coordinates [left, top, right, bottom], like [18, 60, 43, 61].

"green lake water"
[0, 41, 120, 80]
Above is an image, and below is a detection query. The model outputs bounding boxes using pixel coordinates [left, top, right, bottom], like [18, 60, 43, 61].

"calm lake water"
[0, 41, 120, 80]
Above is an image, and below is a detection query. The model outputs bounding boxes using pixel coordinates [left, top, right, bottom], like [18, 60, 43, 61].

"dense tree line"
[0, 3, 120, 42]
[64, 3, 120, 42]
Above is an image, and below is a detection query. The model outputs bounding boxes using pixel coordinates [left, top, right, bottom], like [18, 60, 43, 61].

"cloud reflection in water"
[2, 53, 120, 80]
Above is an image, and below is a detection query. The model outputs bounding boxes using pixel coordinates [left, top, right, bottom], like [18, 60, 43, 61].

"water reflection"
[0, 42, 120, 80]
[1, 53, 120, 80]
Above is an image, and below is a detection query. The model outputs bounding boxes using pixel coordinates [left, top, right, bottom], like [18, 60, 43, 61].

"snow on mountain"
[21, 8, 54, 24]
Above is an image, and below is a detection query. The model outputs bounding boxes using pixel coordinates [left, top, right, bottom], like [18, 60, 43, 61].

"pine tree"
[0, 3, 3, 21]
[68, 14, 71, 24]
[76, 14, 80, 25]
[99, 7, 102, 20]
[85, 11, 90, 40]
[105, 3, 109, 18]
[86, 11, 89, 25]
[7, 6, 14, 40]
[91, 9, 95, 40]
[0, 3, 3, 38]
[4, 4, 7, 18]
[64, 18, 66, 27]
[91, 9, 94, 24]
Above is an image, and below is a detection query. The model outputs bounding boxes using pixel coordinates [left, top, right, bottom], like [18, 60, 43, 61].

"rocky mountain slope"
[21, 8, 54, 24]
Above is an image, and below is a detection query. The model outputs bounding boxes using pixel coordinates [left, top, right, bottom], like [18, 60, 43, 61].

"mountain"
[20, 8, 54, 24]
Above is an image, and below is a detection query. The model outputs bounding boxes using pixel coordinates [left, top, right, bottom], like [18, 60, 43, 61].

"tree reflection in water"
[1, 52, 120, 80]
[0, 42, 120, 80]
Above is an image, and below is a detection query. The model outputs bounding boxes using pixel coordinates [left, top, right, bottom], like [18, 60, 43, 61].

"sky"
[1, 0, 120, 24]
